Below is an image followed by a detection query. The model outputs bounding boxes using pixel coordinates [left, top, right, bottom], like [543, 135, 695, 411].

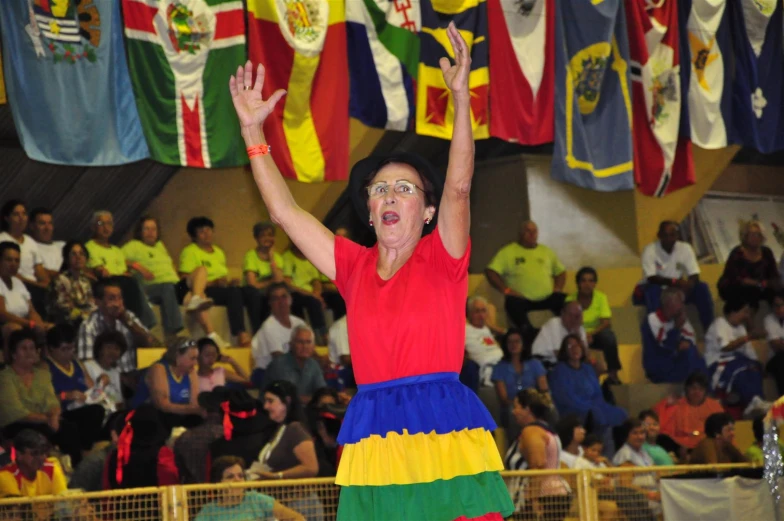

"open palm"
[229, 60, 286, 128]
[439, 21, 471, 95]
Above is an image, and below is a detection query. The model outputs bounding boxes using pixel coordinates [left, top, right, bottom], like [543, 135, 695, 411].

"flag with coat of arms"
[0, 0, 148, 165]
[550, 0, 634, 192]
[416, 0, 489, 140]
[122, 0, 247, 168]
[246, 0, 349, 182]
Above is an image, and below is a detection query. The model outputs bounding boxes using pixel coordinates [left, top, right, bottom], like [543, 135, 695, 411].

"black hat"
[198, 386, 267, 439]
[348, 152, 444, 235]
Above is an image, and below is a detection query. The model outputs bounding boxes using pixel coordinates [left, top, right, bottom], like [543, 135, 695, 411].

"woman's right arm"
[230, 62, 336, 280]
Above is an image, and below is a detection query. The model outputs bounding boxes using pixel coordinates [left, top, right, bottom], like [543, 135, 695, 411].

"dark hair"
[723, 299, 749, 316]
[621, 418, 644, 442]
[684, 371, 709, 391]
[46, 323, 76, 348]
[515, 388, 550, 420]
[7, 328, 38, 363]
[556, 334, 587, 363]
[164, 338, 198, 364]
[197, 337, 221, 360]
[209, 455, 246, 483]
[28, 207, 52, 224]
[13, 429, 49, 453]
[93, 330, 128, 361]
[658, 221, 680, 235]
[186, 216, 214, 240]
[268, 281, 290, 300]
[556, 415, 584, 447]
[310, 387, 339, 408]
[575, 267, 598, 285]
[94, 280, 122, 300]
[362, 159, 438, 209]
[253, 221, 276, 238]
[134, 215, 160, 242]
[59, 240, 89, 272]
[752, 414, 764, 444]
[501, 327, 529, 361]
[0, 241, 21, 259]
[0, 199, 25, 231]
[705, 412, 734, 438]
[582, 433, 602, 449]
[263, 380, 306, 426]
[638, 409, 659, 422]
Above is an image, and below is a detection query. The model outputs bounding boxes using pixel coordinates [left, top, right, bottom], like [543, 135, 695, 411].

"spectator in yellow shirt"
[0, 429, 66, 498]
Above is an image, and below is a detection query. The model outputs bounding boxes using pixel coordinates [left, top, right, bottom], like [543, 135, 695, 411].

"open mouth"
[381, 211, 400, 225]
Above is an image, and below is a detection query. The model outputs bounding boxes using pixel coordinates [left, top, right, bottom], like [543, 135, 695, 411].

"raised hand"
[439, 21, 471, 96]
[229, 60, 287, 129]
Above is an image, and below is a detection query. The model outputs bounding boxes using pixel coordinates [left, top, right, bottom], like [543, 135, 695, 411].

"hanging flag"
[347, 0, 420, 131]
[487, 0, 554, 145]
[247, 0, 349, 182]
[683, 0, 732, 150]
[727, 0, 784, 154]
[626, 0, 694, 198]
[551, 0, 634, 192]
[0, 0, 148, 165]
[123, 0, 247, 168]
[0, 49, 6, 104]
[416, 0, 489, 140]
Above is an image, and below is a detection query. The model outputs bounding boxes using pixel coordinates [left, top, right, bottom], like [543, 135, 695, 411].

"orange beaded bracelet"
[247, 144, 271, 158]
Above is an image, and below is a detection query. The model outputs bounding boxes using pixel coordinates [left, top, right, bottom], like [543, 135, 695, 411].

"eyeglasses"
[367, 180, 424, 198]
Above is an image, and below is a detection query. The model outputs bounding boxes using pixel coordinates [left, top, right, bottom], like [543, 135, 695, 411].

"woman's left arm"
[437, 22, 474, 259]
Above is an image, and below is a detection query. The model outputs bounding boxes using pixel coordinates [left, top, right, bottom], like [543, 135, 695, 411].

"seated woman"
[179, 217, 251, 347]
[718, 220, 780, 312]
[556, 415, 585, 469]
[195, 455, 304, 521]
[104, 405, 178, 490]
[122, 216, 221, 346]
[196, 336, 250, 393]
[549, 334, 627, 456]
[83, 330, 128, 411]
[566, 267, 621, 383]
[689, 412, 746, 464]
[44, 324, 105, 457]
[249, 380, 321, 518]
[0, 328, 81, 466]
[492, 328, 549, 444]
[0, 241, 52, 358]
[46, 241, 97, 327]
[638, 409, 675, 466]
[612, 419, 661, 516]
[654, 371, 724, 457]
[705, 300, 764, 412]
[242, 221, 286, 333]
[131, 338, 203, 429]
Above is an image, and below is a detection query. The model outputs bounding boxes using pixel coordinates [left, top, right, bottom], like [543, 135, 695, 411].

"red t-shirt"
[334, 227, 471, 385]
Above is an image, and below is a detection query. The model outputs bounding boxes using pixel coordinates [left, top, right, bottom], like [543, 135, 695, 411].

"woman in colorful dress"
[229, 21, 512, 521]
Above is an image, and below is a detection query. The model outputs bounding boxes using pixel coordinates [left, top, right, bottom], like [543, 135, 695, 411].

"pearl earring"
[369, 219, 373, 227]
[425, 218, 432, 225]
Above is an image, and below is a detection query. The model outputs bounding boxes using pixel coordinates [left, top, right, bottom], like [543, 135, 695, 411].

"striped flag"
[122, 0, 247, 168]
[684, 0, 732, 150]
[551, 0, 634, 192]
[0, 49, 5, 104]
[347, 0, 420, 131]
[247, 0, 349, 182]
[488, 0, 554, 145]
[728, 0, 784, 153]
[626, 0, 694, 197]
[0, 0, 148, 165]
[416, 0, 489, 140]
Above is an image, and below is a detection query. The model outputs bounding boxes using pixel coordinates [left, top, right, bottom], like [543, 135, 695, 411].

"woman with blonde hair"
[718, 220, 780, 311]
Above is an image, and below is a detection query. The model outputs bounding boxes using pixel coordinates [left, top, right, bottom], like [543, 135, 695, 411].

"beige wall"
[710, 163, 784, 196]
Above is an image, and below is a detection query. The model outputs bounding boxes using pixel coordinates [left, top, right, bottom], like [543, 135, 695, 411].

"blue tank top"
[47, 357, 89, 394]
[131, 359, 191, 409]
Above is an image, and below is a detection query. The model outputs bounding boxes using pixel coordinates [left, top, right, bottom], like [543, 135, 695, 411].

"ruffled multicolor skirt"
[335, 372, 514, 520]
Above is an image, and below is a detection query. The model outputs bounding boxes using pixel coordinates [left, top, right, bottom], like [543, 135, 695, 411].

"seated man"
[689, 413, 746, 464]
[532, 301, 587, 368]
[326, 315, 354, 389]
[0, 429, 66, 498]
[485, 220, 566, 335]
[641, 287, 707, 384]
[251, 283, 306, 388]
[463, 296, 504, 388]
[77, 280, 161, 376]
[28, 207, 65, 279]
[634, 221, 714, 329]
[263, 325, 326, 404]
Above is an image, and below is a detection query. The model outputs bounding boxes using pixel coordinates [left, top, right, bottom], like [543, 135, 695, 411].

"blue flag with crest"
[551, 0, 634, 192]
[0, 0, 148, 165]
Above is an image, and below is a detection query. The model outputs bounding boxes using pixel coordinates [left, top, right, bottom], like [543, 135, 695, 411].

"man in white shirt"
[463, 296, 504, 388]
[327, 315, 355, 388]
[532, 301, 588, 368]
[633, 221, 714, 329]
[28, 208, 66, 276]
[250, 282, 306, 388]
[765, 292, 784, 395]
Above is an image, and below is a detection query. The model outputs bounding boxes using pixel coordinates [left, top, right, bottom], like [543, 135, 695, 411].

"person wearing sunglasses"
[229, 21, 512, 521]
